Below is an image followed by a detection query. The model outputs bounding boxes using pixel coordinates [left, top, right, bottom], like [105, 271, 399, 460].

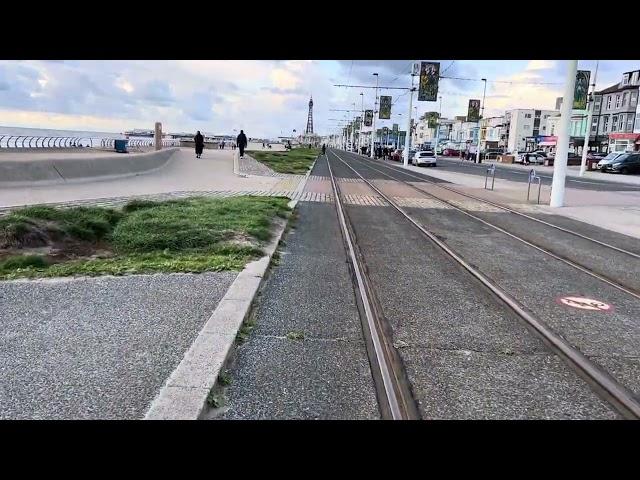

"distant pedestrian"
[322, 144, 326, 155]
[236, 130, 248, 158]
[194, 131, 204, 158]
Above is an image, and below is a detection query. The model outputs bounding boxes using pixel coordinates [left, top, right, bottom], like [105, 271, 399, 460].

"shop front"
[608, 133, 640, 153]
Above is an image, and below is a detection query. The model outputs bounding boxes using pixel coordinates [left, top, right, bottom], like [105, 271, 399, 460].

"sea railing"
[0, 135, 182, 149]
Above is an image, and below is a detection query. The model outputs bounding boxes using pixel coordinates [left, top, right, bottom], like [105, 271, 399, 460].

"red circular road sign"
[557, 296, 613, 312]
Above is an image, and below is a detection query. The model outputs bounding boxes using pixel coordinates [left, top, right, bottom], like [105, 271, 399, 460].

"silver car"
[412, 150, 437, 167]
[597, 152, 624, 170]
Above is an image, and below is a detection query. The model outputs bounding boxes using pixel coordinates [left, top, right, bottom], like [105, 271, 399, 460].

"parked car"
[517, 152, 546, 165]
[600, 152, 640, 174]
[412, 150, 437, 167]
[442, 148, 461, 156]
[391, 149, 404, 161]
[597, 152, 625, 170]
[481, 149, 505, 160]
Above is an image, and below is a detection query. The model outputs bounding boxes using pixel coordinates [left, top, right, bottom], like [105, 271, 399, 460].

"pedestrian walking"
[322, 144, 326, 155]
[194, 130, 204, 158]
[236, 129, 248, 158]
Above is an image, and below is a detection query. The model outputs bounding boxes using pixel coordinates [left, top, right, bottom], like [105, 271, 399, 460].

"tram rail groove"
[347, 151, 640, 260]
[329, 149, 640, 420]
[325, 154, 419, 420]
[341, 152, 640, 302]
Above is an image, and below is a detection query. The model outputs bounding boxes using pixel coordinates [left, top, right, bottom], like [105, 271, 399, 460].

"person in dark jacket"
[322, 144, 326, 155]
[194, 131, 204, 158]
[236, 130, 248, 158]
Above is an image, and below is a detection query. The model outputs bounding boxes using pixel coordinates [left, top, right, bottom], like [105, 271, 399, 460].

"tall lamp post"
[403, 62, 417, 167]
[370, 73, 379, 158]
[434, 95, 443, 157]
[475, 78, 487, 164]
[359, 92, 364, 154]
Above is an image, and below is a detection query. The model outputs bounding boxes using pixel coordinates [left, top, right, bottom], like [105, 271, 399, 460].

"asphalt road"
[0, 272, 236, 419]
[434, 157, 640, 191]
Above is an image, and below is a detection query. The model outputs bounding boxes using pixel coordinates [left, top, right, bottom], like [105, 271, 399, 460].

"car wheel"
[620, 167, 629, 175]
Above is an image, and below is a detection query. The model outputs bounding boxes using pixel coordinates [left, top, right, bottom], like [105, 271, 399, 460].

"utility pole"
[403, 63, 417, 167]
[579, 60, 599, 177]
[434, 95, 442, 156]
[370, 73, 379, 158]
[550, 60, 578, 208]
[359, 92, 364, 154]
[475, 78, 487, 164]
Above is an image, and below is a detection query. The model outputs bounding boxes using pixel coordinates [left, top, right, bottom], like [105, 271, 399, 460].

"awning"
[609, 133, 640, 140]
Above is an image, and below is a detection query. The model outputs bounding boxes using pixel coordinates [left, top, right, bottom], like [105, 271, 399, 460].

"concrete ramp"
[0, 148, 179, 187]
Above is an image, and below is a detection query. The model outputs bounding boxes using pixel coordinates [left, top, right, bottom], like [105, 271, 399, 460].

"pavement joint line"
[143, 159, 315, 420]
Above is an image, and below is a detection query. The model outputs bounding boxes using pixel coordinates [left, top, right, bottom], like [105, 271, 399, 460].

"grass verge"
[247, 147, 320, 174]
[0, 196, 290, 280]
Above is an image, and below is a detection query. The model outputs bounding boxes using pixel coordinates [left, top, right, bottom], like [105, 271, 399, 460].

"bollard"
[484, 164, 496, 190]
[527, 168, 542, 204]
[155, 122, 162, 151]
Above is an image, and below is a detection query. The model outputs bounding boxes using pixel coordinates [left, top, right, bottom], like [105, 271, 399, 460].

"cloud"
[526, 60, 556, 71]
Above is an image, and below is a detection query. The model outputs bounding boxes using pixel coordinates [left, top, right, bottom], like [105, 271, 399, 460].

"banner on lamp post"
[418, 61, 440, 102]
[364, 109, 373, 126]
[467, 99, 481, 122]
[573, 70, 590, 110]
[426, 111, 439, 128]
[379, 96, 392, 119]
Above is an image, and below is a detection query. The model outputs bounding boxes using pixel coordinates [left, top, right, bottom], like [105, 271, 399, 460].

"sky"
[0, 60, 638, 138]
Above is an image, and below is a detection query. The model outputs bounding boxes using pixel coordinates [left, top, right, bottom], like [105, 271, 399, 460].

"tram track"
[327, 148, 640, 420]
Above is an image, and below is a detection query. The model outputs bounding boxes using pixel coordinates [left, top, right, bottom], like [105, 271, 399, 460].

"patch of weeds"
[218, 371, 232, 386]
[286, 331, 305, 341]
[269, 250, 281, 267]
[0, 255, 49, 273]
[236, 317, 257, 344]
[206, 390, 225, 409]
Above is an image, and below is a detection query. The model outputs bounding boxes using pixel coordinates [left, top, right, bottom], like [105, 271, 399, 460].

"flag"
[418, 62, 440, 101]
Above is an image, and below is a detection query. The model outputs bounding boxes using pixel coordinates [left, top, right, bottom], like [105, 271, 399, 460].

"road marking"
[557, 296, 613, 312]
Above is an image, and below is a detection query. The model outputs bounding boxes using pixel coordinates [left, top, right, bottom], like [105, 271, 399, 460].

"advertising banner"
[418, 61, 440, 101]
[467, 99, 481, 122]
[379, 96, 392, 119]
[364, 110, 373, 126]
[573, 70, 591, 110]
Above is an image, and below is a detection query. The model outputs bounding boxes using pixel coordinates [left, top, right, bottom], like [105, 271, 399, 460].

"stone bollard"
[155, 122, 162, 151]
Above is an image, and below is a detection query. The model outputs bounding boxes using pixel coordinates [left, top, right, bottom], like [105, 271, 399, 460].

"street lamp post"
[434, 95, 443, 157]
[579, 60, 599, 177]
[359, 92, 364, 154]
[475, 78, 487, 164]
[403, 63, 417, 167]
[370, 73, 379, 159]
[550, 60, 578, 208]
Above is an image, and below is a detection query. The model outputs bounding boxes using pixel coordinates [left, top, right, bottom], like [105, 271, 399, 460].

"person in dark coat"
[194, 131, 204, 158]
[236, 130, 248, 158]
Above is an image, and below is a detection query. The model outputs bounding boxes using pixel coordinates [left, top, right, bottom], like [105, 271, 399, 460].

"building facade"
[479, 116, 504, 150]
[592, 70, 640, 153]
[506, 108, 558, 152]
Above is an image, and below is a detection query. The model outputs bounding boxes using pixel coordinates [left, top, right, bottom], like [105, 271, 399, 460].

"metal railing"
[527, 168, 542, 204]
[0, 135, 95, 149]
[484, 164, 496, 190]
[0, 135, 181, 150]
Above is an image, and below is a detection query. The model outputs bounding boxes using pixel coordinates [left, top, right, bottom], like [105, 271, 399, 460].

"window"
[542, 126, 546, 131]
[622, 74, 629, 86]
[619, 114, 625, 131]
[611, 115, 618, 132]
[524, 113, 532, 118]
[607, 96, 612, 109]
[633, 71, 639, 85]
[615, 94, 621, 108]
[603, 116, 609, 132]
[591, 118, 598, 133]
[523, 124, 530, 130]
[631, 91, 638, 106]
[623, 92, 629, 106]
[627, 115, 634, 131]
